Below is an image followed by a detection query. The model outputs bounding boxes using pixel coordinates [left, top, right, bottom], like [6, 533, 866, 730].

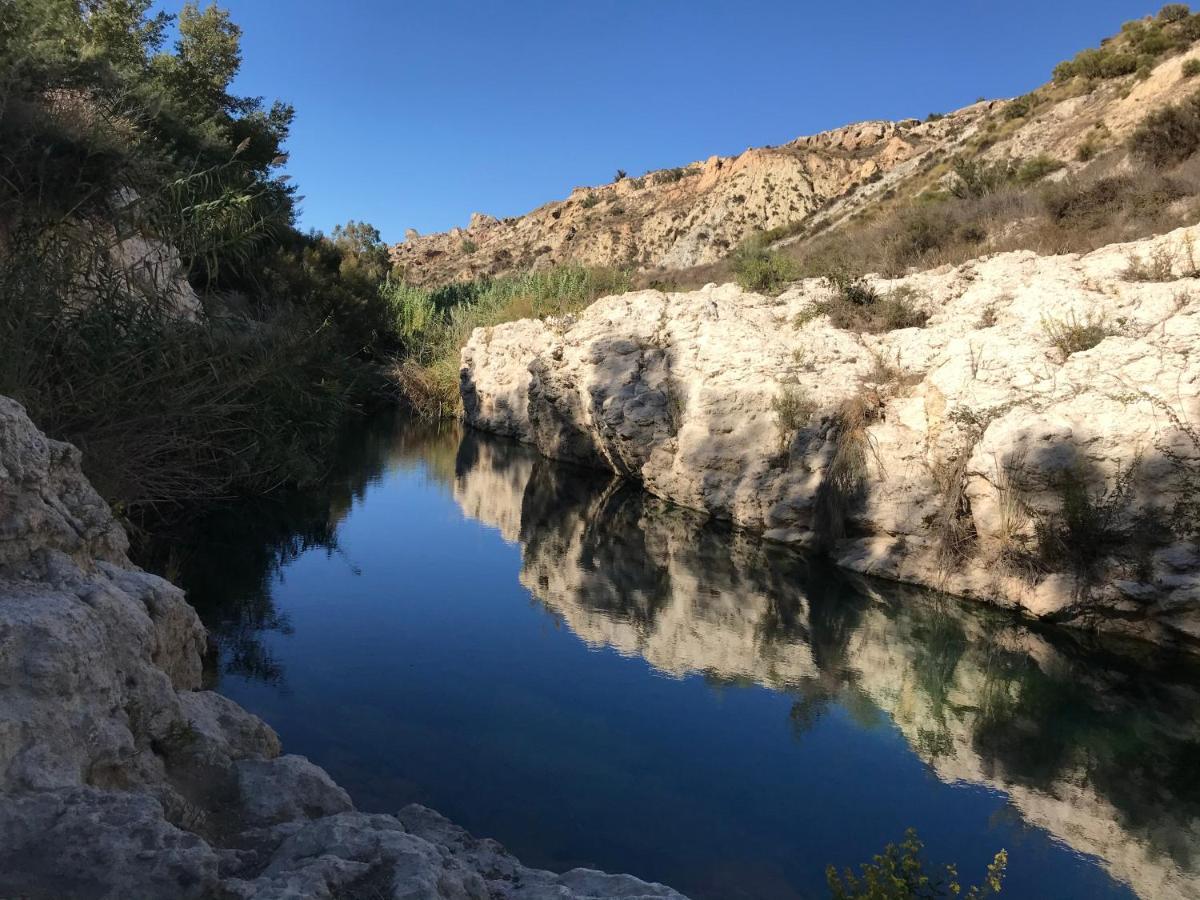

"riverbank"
[461, 225, 1200, 649]
[0, 396, 686, 899]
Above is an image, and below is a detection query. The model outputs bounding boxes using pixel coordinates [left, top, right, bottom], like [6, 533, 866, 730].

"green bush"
[1130, 88, 1200, 166]
[1160, 4, 1192, 23]
[731, 235, 798, 294]
[1183, 58, 1200, 77]
[827, 829, 1007, 900]
[1014, 155, 1065, 185]
[382, 265, 629, 416]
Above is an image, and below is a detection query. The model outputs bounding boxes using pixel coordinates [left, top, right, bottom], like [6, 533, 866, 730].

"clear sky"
[182, 0, 1165, 242]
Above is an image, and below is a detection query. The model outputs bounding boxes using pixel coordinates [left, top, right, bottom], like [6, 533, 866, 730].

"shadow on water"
[149, 414, 1200, 900]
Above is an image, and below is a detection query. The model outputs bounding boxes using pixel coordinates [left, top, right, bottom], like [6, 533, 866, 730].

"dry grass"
[815, 387, 884, 546]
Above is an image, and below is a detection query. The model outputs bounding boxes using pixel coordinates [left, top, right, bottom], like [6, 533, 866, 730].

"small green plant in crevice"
[827, 828, 1008, 900]
[799, 274, 930, 334]
[1184, 58, 1200, 78]
[461, 238, 478, 254]
[1040, 311, 1117, 361]
[771, 384, 817, 453]
[581, 192, 600, 209]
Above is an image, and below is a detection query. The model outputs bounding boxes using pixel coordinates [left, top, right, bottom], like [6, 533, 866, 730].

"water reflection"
[453, 429, 1200, 900]
[155, 416, 1200, 900]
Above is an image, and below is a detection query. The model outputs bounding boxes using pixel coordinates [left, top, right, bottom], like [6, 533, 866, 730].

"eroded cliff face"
[389, 39, 1200, 287]
[447, 432, 1200, 900]
[0, 396, 687, 900]
[389, 111, 992, 285]
[461, 226, 1200, 648]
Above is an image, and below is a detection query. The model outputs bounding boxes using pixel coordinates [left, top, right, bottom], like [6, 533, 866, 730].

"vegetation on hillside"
[383, 265, 628, 417]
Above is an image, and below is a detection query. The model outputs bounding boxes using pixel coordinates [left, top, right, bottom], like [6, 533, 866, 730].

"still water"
[167, 413, 1200, 900]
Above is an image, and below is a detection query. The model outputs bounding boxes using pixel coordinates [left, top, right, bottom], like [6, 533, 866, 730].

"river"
[159, 412, 1200, 900]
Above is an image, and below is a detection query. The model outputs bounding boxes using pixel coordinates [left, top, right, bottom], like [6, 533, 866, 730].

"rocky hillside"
[461, 225, 1200, 650]
[391, 10, 1200, 286]
[0, 396, 686, 899]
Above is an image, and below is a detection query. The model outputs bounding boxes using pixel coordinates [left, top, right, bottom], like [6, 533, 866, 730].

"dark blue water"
[169, 414, 1200, 900]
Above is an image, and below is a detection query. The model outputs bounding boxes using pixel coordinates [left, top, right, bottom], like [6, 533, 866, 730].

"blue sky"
[183, 1, 1163, 242]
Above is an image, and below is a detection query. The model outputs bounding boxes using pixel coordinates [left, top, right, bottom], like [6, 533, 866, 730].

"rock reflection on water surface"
[162, 415, 1200, 900]
[451, 429, 1200, 900]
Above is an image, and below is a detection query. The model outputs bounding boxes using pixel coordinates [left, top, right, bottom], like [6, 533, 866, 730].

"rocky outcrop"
[447, 429, 1200, 900]
[0, 395, 687, 899]
[461, 226, 1200, 649]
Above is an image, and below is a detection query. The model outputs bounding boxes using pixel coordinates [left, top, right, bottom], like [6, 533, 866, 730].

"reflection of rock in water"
[451, 427, 1200, 900]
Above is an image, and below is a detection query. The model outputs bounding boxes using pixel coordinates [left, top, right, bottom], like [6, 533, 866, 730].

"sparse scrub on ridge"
[1040, 312, 1118, 361]
[382, 265, 629, 416]
[1184, 58, 1200, 78]
[1052, 8, 1200, 86]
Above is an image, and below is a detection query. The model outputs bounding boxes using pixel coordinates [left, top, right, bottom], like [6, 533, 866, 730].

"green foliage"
[827, 829, 1007, 900]
[614, 169, 627, 181]
[1014, 154, 1065, 185]
[1183, 58, 1200, 77]
[0, 2, 397, 515]
[382, 266, 629, 416]
[1130, 88, 1200, 167]
[581, 192, 600, 208]
[652, 166, 699, 185]
[1160, 4, 1192, 23]
[1003, 94, 1037, 120]
[949, 157, 1016, 199]
[731, 235, 798, 294]
[1053, 46, 1139, 82]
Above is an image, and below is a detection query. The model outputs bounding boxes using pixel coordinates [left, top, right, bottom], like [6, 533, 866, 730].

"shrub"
[1161, 4, 1192, 23]
[1121, 243, 1179, 280]
[461, 239, 478, 254]
[652, 166, 699, 185]
[1040, 311, 1115, 360]
[771, 385, 817, 451]
[949, 157, 1016, 199]
[1032, 460, 1140, 578]
[614, 169, 627, 181]
[731, 235, 798, 294]
[1184, 58, 1200, 77]
[1004, 94, 1036, 120]
[581, 192, 600, 208]
[1014, 154, 1065, 185]
[1130, 89, 1200, 167]
[828, 829, 1007, 900]
[383, 265, 629, 417]
[796, 276, 929, 333]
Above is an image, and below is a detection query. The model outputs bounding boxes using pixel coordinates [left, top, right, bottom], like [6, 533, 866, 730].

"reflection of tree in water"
[139, 411, 459, 688]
